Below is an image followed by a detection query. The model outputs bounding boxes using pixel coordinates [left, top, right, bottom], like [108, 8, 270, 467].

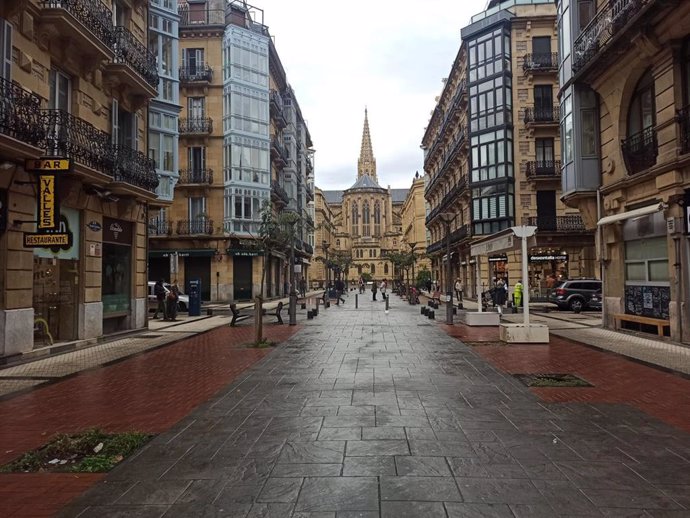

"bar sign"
[38, 174, 57, 230]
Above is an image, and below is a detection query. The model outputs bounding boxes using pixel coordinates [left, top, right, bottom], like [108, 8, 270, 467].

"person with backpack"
[153, 279, 166, 319]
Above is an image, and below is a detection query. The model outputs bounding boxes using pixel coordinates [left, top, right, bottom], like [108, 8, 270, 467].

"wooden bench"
[229, 303, 251, 326]
[262, 301, 284, 325]
[613, 313, 670, 336]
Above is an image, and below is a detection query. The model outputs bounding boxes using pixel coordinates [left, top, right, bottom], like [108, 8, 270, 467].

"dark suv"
[548, 279, 602, 312]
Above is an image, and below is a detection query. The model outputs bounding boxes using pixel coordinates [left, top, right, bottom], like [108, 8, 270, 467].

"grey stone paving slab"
[67, 295, 690, 517]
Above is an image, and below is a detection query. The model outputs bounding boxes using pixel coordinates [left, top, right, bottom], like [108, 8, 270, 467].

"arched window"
[352, 202, 359, 235]
[363, 201, 371, 236]
[624, 69, 656, 173]
[371, 263, 376, 275]
[374, 201, 381, 236]
[384, 263, 389, 275]
[336, 239, 340, 247]
[357, 265, 362, 274]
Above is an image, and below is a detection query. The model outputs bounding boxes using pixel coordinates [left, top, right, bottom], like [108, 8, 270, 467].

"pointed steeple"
[357, 107, 377, 180]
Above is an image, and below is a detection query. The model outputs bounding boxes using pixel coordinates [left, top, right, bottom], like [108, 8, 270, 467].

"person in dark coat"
[494, 278, 507, 315]
[153, 279, 166, 319]
[371, 280, 378, 301]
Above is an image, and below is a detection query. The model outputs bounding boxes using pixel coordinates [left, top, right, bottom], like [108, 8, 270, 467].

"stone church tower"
[320, 109, 406, 281]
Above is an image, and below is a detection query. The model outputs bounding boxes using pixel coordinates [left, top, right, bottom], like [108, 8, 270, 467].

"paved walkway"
[58, 292, 690, 517]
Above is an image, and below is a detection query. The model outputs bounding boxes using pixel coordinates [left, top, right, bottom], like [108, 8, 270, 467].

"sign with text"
[24, 232, 72, 248]
[471, 233, 514, 257]
[37, 174, 58, 230]
[25, 157, 71, 172]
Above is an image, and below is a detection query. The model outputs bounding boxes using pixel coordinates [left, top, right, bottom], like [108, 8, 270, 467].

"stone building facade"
[423, 0, 595, 301]
[0, 0, 160, 356]
[558, 0, 690, 340]
[148, 0, 314, 302]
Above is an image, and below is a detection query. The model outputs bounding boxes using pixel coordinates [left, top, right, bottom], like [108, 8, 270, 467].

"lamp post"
[287, 215, 299, 326]
[409, 242, 418, 301]
[322, 241, 330, 288]
[439, 212, 457, 325]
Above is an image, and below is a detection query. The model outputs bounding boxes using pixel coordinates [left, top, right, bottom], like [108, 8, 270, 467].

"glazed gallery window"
[561, 94, 573, 163]
[223, 31, 268, 86]
[469, 76, 512, 132]
[225, 87, 269, 136]
[224, 138, 269, 185]
[467, 28, 510, 83]
[470, 129, 514, 183]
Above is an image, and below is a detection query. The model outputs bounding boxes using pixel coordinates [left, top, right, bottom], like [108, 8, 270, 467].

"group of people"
[152, 279, 180, 321]
[487, 277, 524, 315]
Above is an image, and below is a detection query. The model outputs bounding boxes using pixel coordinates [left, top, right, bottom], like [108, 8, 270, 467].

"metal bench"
[613, 313, 670, 336]
[262, 301, 284, 325]
[229, 303, 251, 326]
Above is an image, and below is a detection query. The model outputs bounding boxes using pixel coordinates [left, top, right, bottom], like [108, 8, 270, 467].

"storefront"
[102, 217, 133, 334]
[528, 250, 569, 299]
[32, 207, 80, 345]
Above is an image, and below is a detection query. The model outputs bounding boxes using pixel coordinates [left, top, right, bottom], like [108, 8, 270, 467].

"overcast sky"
[255, 0, 488, 191]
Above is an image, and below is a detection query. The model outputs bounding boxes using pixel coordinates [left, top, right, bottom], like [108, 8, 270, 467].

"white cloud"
[255, 0, 486, 190]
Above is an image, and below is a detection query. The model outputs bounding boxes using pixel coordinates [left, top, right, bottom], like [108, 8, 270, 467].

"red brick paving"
[0, 323, 299, 518]
[442, 322, 690, 433]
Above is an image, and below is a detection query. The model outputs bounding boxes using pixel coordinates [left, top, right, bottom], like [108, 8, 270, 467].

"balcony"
[41, 109, 114, 177]
[179, 6, 225, 28]
[621, 127, 657, 175]
[178, 169, 214, 185]
[271, 140, 288, 167]
[573, 0, 654, 73]
[270, 91, 287, 128]
[678, 105, 690, 155]
[179, 65, 213, 84]
[303, 242, 314, 255]
[522, 53, 558, 73]
[426, 224, 469, 255]
[104, 26, 159, 98]
[0, 77, 44, 156]
[526, 160, 561, 179]
[179, 117, 213, 136]
[39, 0, 115, 66]
[271, 180, 289, 206]
[177, 218, 215, 236]
[149, 219, 172, 237]
[111, 145, 159, 193]
[527, 215, 587, 232]
[306, 185, 314, 202]
[524, 106, 559, 126]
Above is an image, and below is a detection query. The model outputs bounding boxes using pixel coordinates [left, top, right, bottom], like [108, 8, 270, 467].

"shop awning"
[597, 202, 667, 226]
[148, 249, 216, 258]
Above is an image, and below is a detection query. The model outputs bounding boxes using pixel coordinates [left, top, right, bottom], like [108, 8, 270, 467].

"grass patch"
[0, 428, 153, 473]
[515, 373, 592, 388]
[250, 338, 276, 348]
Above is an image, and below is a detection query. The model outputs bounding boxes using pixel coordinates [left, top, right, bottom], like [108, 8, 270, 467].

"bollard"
[355, 294, 358, 309]
[385, 295, 389, 312]
[307, 310, 314, 319]
[421, 307, 427, 315]
[429, 310, 435, 319]
[453, 307, 457, 315]
[301, 303, 307, 310]
[428, 300, 433, 307]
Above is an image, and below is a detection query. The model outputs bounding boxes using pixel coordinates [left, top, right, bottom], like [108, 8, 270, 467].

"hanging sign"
[24, 231, 72, 248]
[37, 174, 58, 230]
[24, 157, 71, 172]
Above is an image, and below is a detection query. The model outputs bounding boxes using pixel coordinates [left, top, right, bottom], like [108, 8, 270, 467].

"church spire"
[357, 107, 377, 180]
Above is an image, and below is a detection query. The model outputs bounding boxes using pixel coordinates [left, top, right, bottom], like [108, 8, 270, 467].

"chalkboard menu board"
[624, 285, 670, 319]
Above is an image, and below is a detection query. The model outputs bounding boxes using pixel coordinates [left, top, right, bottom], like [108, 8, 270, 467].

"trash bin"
[188, 279, 201, 316]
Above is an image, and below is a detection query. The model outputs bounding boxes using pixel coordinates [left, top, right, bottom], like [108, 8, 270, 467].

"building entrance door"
[233, 256, 253, 301]
[185, 257, 211, 301]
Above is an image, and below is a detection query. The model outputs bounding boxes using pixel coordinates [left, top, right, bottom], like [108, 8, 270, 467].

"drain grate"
[134, 334, 164, 339]
[514, 373, 592, 388]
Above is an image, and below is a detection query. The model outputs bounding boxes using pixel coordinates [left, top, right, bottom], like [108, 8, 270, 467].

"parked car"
[548, 279, 602, 312]
[147, 282, 189, 312]
[588, 289, 602, 311]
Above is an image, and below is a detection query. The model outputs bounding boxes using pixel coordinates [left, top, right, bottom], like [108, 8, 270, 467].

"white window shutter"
[111, 99, 120, 145]
[1, 19, 12, 81]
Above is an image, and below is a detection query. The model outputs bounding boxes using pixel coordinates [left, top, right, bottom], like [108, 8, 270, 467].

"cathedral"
[317, 110, 409, 282]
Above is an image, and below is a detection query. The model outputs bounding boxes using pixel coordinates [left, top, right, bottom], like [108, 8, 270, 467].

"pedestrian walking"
[299, 277, 307, 299]
[335, 278, 345, 304]
[454, 278, 463, 303]
[165, 280, 180, 321]
[372, 279, 378, 301]
[513, 279, 524, 308]
[153, 279, 166, 319]
[494, 278, 507, 315]
[379, 279, 387, 301]
[358, 277, 364, 294]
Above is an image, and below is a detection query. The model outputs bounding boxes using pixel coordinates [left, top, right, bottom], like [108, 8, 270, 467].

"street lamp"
[322, 240, 330, 288]
[286, 213, 299, 326]
[409, 241, 418, 302]
[439, 212, 457, 325]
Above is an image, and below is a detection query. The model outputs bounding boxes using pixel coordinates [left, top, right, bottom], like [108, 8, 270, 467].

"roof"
[346, 174, 385, 191]
[390, 189, 409, 203]
[323, 190, 344, 204]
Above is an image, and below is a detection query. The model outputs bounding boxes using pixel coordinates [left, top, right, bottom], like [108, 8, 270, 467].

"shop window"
[625, 236, 668, 283]
[102, 218, 133, 317]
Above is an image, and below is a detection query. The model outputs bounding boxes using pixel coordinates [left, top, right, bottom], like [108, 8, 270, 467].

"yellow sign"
[24, 233, 71, 247]
[38, 175, 56, 229]
[24, 158, 71, 172]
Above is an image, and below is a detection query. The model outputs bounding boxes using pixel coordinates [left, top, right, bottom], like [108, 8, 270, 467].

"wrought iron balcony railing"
[40, 0, 116, 48]
[526, 215, 587, 232]
[526, 160, 561, 178]
[112, 26, 159, 88]
[678, 105, 690, 155]
[149, 219, 172, 236]
[42, 109, 114, 175]
[179, 117, 213, 135]
[573, 0, 651, 72]
[177, 218, 214, 235]
[522, 53, 558, 72]
[0, 77, 44, 148]
[271, 140, 288, 165]
[179, 6, 225, 27]
[111, 145, 159, 192]
[271, 180, 289, 205]
[179, 65, 213, 83]
[178, 169, 214, 185]
[303, 242, 314, 255]
[621, 126, 658, 175]
[426, 224, 469, 254]
[524, 106, 560, 124]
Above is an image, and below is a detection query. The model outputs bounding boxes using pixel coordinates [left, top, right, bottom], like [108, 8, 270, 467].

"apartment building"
[558, 0, 690, 340]
[149, 0, 314, 302]
[423, 0, 595, 300]
[0, 0, 160, 356]
[400, 172, 431, 278]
